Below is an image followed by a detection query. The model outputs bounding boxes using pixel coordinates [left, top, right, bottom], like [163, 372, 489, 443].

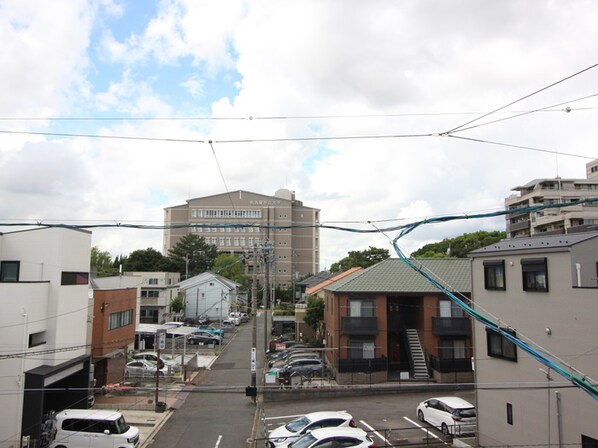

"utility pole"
[262, 240, 271, 354]
[250, 247, 258, 402]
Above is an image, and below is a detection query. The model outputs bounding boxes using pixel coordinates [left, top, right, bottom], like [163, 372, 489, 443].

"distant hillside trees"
[411, 230, 506, 258]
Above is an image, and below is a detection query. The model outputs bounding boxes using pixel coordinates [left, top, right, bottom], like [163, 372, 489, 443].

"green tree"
[411, 230, 507, 258]
[303, 295, 324, 330]
[212, 253, 248, 286]
[170, 295, 184, 313]
[167, 234, 218, 279]
[90, 246, 117, 277]
[123, 248, 165, 271]
[330, 246, 391, 273]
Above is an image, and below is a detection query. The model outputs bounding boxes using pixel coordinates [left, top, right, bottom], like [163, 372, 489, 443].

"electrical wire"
[444, 61, 598, 134]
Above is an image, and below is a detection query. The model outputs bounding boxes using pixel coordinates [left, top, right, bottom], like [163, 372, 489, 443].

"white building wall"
[0, 228, 91, 444]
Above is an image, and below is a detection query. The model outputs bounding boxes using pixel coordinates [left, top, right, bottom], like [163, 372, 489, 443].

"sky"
[1, 0, 598, 269]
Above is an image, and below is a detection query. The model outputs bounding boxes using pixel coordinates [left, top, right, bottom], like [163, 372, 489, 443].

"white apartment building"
[506, 159, 598, 237]
[470, 232, 598, 447]
[163, 189, 320, 289]
[123, 272, 180, 324]
[0, 227, 92, 447]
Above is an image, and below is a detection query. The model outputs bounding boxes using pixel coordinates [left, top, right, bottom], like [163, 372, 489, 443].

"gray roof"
[325, 258, 471, 294]
[469, 232, 598, 256]
[296, 271, 334, 287]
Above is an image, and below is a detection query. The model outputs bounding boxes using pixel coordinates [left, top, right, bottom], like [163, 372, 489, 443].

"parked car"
[270, 352, 320, 369]
[187, 333, 220, 345]
[125, 359, 168, 377]
[228, 312, 241, 325]
[196, 324, 224, 336]
[281, 427, 375, 448]
[221, 319, 235, 329]
[277, 359, 330, 385]
[191, 330, 222, 342]
[268, 346, 315, 366]
[268, 411, 356, 447]
[130, 352, 181, 372]
[416, 397, 477, 436]
[240, 312, 250, 323]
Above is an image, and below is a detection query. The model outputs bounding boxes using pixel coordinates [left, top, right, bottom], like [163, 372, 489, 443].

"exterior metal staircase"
[406, 328, 430, 380]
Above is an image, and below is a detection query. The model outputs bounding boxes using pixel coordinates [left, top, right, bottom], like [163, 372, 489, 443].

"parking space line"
[359, 420, 391, 446]
[403, 417, 447, 444]
[214, 435, 222, 448]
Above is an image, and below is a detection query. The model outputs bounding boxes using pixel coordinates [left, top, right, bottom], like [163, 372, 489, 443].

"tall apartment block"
[163, 189, 320, 288]
[505, 159, 598, 237]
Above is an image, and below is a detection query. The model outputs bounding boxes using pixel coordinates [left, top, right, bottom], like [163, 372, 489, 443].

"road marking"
[214, 435, 222, 448]
[359, 420, 391, 446]
[403, 417, 446, 444]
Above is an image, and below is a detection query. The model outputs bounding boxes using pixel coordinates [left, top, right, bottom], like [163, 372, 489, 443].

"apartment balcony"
[507, 220, 530, 232]
[341, 317, 378, 335]
[432, 317, 471, 336]
[140, 296, 169, 307]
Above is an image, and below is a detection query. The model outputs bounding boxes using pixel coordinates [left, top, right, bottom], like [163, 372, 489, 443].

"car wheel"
[441, 423, 450, 436]
[417, 410, 425, 422]
[188, 339, 196, 345]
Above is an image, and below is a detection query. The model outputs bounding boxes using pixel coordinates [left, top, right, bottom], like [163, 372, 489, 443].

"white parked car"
[130, 352, 181, 372]
[416, 396, 476, 436]
[268, 411, 355, 447]
[283, 427, 374, 448]
[125, 359, 168, 377]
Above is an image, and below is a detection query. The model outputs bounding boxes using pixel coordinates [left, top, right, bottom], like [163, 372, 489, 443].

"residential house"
[470, 232, 598, 447]
[123, 272, 180, 324]
[323, 258, 473, 385]
[163, 189, 320, 288]
[0, 227, 92, 446]
[505, 158, 598, 237]
[295, 271, 333, 302]
[179, 272, 243, 322]
[295, 268, 363, 342]
[89, 280, 137, 387]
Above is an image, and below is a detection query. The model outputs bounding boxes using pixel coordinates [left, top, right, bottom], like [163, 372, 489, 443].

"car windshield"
[285, 416, 310, 433]
[114, 416, 130, 434]
[455, 408, 476, 418]
[289, 433, 317, 448]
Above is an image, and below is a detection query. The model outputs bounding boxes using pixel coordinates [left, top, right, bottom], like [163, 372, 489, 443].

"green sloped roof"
[325, 258, 471, 293]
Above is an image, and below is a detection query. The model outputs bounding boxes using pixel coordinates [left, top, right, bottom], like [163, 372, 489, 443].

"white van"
[51, 409, 140, 448]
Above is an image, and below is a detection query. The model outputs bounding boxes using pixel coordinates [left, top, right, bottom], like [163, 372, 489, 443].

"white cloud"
[2, 0, 598, 268]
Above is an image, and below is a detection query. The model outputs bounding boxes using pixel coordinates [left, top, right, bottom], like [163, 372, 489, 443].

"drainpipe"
[575, 263, 581, 287]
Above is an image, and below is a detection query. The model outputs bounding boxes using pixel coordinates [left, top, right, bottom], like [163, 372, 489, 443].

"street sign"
[157, 329, 166, 351]
[251, 347, 256, 372]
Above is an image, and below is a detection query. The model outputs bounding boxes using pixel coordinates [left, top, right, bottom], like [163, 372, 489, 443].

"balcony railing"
[432, 317, 471, 336]
[341, 317, 378, 335]
[338, 357, 387, 373]
[429, 356, 473, 373]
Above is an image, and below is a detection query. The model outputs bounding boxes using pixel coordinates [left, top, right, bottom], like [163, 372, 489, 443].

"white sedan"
[285, 427, 375, 448]
[268, 411, 356, 447]
[125, 359, 168, 377]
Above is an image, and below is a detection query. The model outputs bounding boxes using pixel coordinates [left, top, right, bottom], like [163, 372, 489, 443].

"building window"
[0, 261, 20, 282]
[109, 309, 133, 330]
[487, 328, 517, 361]
[191, 209, 197, 218]
[148, 278, 158, 285]
[506, 403, 513, 425]
[61, 272, 89, 285]
[521, 258, 548, 292]
[141, 290, 160, 298]
[483, 260, 506, 290]
[439, 299, 464, 317]
[349, 299, 375, 317]
[28, 331, 46, 348]
[582, 434, 598, 448]
[438, 339, 467, 359]
[348, 337, 376, 359]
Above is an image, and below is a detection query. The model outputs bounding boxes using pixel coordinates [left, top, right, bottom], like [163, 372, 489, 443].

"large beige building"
[163, 189, 319, 288]
[505, 159, 598, 237]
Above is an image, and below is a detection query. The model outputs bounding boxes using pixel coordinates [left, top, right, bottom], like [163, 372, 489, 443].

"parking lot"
[259, 390, 476, 447]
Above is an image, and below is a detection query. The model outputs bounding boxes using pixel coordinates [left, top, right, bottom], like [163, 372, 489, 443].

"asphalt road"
[150, 314, 267, 448]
